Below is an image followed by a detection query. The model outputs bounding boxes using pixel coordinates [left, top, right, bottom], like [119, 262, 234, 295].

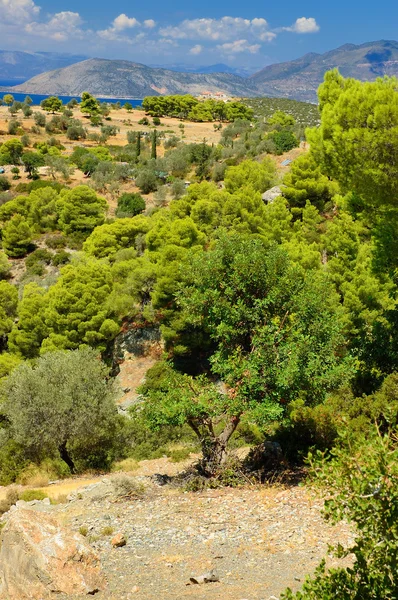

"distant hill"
[250, 40, 398, 102]
[10, 41, 398, 102]
[12, 58, 261, 98]
[148, 63, 255, 77]
[0, 50, 88, 81]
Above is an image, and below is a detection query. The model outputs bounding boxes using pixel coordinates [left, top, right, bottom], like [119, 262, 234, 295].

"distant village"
[198, 91, 232, 101]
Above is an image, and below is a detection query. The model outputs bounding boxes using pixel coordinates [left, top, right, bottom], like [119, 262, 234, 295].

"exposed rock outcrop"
[0, 507, 105, 599]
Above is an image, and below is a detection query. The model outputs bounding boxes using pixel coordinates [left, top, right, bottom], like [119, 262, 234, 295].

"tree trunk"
[188, 415, 241, 477]
[59, 442, 76, 474]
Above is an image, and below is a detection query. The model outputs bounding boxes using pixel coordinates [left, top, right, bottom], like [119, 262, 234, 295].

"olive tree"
[2, 348, 121, 472]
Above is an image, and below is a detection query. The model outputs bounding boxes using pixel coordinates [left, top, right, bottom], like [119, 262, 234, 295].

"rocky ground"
[23, 458, 351, 600]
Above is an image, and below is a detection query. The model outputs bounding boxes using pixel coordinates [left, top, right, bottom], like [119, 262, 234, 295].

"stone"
[0, 507, 105, 599]
[111, 532, 127, 548]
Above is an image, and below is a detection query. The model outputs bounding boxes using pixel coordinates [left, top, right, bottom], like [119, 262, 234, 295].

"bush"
[136, 170, 158, 194]
[281, 425, 398, 599]
[268, 130, 299, 154]
[18, 490, 48, 502]
[51, 250, 71, 266]
[45, 234, 67, 249]
[116, 192, 146, 217]
[138, 117, 150, 126]
[0, 175, 10, 192]
[66, 125, 86, 140]
[110, 474, 145, 498]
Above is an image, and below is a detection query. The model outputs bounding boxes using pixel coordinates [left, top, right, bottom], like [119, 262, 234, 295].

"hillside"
[251, 39, 398, 102]
[8, 40, 398, 102]
[0, 50, 87, 81]
[12, 58, 261, 98]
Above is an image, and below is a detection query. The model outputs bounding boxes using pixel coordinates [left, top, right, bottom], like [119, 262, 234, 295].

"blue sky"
[1, 0, 398, 69]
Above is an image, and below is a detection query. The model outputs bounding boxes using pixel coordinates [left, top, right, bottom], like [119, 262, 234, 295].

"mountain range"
[0, 50, 88, 81]
[6, 40, 398, 102]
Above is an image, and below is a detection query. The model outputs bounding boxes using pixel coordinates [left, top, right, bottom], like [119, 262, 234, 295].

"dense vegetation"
[1, 72, 398, 595]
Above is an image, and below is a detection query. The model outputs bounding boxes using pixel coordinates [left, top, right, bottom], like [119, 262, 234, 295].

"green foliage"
[41, 257, 119, 353]
[283, 153, 339, 212]
[2, 348, 123, 472]
[0, 176, 10, 192]
[136, 169, 158, 194]
[281, 422, 398, 599]
[312, 70, 398, 208]
[0, 281, 18, 337]
[57, 185, 107, 235]
[116, 192, 146, 218]
[142, 95, 253, 122]
[242, 97, 320, 128]
[143, 234, 352, 473]
[267, 130, 299, 154]
[80, 91, 100, 117]
[2, 214, 33, 257]
[224, 158, 277, 193]
[83, 216, 149, 258]
[40, 96, 63, 113]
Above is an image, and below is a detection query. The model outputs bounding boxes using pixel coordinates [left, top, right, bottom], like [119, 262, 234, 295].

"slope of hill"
[250, 40, 398, 102]
[0, 50, 88, 81]
[12, 58, 262, 98]
[10, 41, 398, 102]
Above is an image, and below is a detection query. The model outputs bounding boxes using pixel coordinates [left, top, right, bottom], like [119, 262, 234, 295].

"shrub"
[281, 425, 398, 599]
[51, 250, 71, 266]
[0, 175, 10, 192]
[66, 125, 86, 140]
[116, 192, 146, 217]
[18, 490, 48, 502]
[45, 234, 67, 249]
[111, 474, 145, 498]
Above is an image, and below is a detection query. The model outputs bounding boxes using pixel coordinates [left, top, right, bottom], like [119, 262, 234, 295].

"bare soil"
[1, 455, 352, 600]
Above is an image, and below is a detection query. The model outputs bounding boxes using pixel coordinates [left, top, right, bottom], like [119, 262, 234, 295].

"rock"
[151, 473, 172, 486]
[0, 507, 105, 599]
[111, 533, 127, 548]
[189, 570, 220, 585]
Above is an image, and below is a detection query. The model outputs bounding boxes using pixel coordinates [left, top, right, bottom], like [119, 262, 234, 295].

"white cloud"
[144, 19, 156, 29]
[159, 16, 274, 43]
[113, 14, 139, 31]
[283, 17, 320, 33]
[217, 39, 261, 55]
[25, 11, 84, 41]
[189, 44, 203, 55]
[0, 0, 40, 24]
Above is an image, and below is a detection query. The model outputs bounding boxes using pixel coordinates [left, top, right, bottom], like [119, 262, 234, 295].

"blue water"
[0, 81, 143, 106]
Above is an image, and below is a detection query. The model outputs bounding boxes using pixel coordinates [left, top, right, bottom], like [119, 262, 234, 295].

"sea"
[0, 80, 143, 106]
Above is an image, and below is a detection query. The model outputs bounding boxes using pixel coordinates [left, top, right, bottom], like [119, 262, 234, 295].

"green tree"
[8, 283, 49, 358]
[124, 102, 133, 112]
[2, 214, 33, 257]
[224, 158, 277, 193]
[2, 348, 121, 472]
[311, 70, 398, 208]
[80, 92, 100, 117]
[1, 139, 23, 164]
[56, 185, 107, 235]
[151, 129, 157, 160]
[116, 192, 146, 218]
[40, 96, 63, 114]
[3, 94, 14, 106]
[268, 110, 296, 128]
[41, 257, 120, 353]
[136, 169, 158, 194]
[283, 154, 339, 213]
[22, 151, 45, 177]
[143, 235, 352, 474]
[0, 281, 18, 341]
